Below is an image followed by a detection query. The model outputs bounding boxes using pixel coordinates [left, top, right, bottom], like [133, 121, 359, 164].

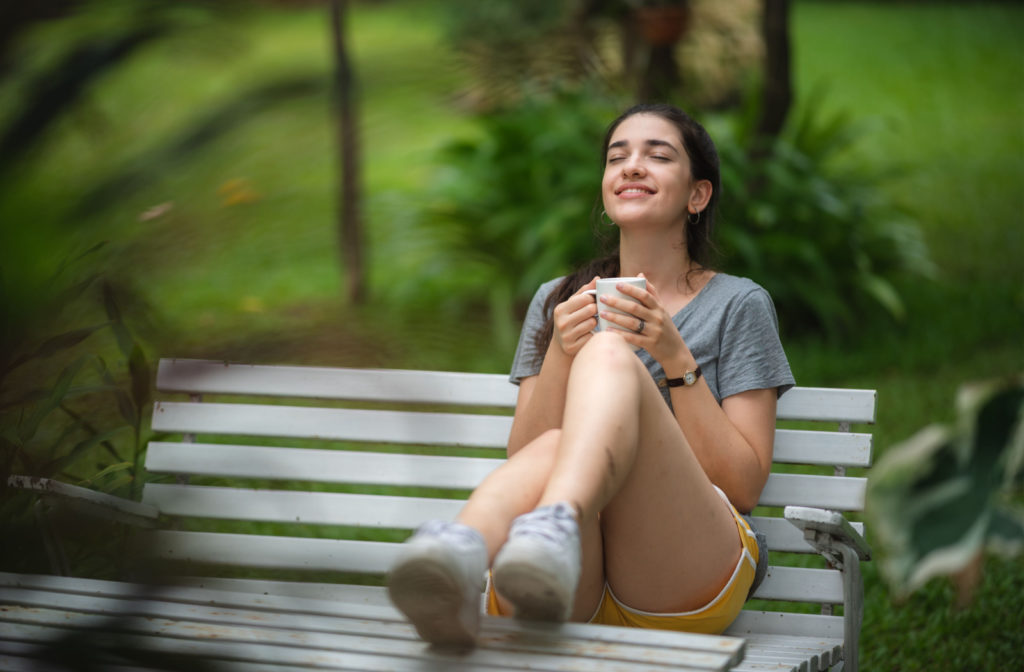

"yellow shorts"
[486, 487, 759, 635]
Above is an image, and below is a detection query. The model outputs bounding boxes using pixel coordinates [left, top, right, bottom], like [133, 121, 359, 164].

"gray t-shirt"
[509, 273, 795, 406]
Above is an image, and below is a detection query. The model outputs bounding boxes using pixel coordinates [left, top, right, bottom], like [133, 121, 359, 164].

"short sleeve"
[716, 288, 795, 400]
[509, 279, 561, 385]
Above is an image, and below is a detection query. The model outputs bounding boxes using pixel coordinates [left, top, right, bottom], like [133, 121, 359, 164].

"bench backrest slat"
[141, 484, 864, 550]
[157, 359, 518, 407]
[146, 442, 504, 489]
[153, 402, 514, 449]
[150, 414, 872, 467]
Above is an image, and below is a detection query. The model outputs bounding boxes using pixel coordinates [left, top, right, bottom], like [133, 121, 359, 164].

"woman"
[387, 103, 794, 646]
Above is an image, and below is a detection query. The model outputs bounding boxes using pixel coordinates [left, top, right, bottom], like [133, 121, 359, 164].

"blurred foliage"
[715, 89, 936, 337]
[0, 245, 154, 576]
[397, 84, 933, 341]
[868, 374, 1024, 603]
[0, 246, 152, 498]
[381, 87, 620, 348]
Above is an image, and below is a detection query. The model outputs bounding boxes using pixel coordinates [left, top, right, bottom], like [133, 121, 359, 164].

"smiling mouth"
[616, 186, 655, 196]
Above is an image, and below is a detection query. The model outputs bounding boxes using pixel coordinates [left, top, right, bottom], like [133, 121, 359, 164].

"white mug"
[585, 277, 646, 345]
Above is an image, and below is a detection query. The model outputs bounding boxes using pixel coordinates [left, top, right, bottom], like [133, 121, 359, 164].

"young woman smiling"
[387, 103, 794, 646]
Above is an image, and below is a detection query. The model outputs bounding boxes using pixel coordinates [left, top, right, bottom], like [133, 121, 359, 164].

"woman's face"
[601, 113, 704, 231]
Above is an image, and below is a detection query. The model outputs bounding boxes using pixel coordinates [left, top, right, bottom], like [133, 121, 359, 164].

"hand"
[596, 274, 686, 365]
[552, 276, 599, 357]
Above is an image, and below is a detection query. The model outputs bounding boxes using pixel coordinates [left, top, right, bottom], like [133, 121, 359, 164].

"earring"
[601, 210, 617, 227]
[687, 209, 701, 226]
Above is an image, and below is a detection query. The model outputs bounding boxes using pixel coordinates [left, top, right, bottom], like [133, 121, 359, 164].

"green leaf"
[41, 425, 132, 476]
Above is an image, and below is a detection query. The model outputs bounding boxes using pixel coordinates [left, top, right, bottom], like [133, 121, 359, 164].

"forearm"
[506, 341, 573, 456]
[664, 354, 773, 512]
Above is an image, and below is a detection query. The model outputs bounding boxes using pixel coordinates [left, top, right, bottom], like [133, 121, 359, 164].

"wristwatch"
[664, 365, 702, 388]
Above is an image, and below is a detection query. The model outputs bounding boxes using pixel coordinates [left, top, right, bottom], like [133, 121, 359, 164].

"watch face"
[684, 371, 696, 385]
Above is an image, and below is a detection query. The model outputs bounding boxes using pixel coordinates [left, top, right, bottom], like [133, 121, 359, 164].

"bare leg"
[455, 430, 605, 621]
[537, 332, 741, 612]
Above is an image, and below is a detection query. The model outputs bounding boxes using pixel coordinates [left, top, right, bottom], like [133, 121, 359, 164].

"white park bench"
[3, 358, 875, 672]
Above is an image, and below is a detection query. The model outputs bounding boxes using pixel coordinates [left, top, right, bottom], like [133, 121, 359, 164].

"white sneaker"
[387, 520, 487, 647]
[492, 502, 581, 622]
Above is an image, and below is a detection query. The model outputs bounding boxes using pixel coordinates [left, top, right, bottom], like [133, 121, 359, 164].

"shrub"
[714, 95, 935, 337]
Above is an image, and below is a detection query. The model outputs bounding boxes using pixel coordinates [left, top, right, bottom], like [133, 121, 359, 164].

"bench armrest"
[785, 505, 869, 672]
[7, 475, 160, 528]
[784, 505, 871, 563]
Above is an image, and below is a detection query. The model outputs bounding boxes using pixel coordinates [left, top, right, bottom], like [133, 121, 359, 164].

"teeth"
[622, 188, 649, 194]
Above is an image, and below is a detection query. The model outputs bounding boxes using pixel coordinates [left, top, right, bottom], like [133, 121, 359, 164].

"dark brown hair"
[531, 103, 721, 361]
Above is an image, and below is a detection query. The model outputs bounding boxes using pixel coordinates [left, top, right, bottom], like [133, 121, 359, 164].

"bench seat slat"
[146, 442, 504, 489]
[152, 402, 514, 449]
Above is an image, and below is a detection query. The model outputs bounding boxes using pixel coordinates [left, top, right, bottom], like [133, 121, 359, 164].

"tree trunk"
[755, 0, 792, 140]
[329, 0, 366, 304]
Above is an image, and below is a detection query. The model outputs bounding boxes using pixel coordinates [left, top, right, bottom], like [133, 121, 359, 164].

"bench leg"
[840, 544, 863, 672]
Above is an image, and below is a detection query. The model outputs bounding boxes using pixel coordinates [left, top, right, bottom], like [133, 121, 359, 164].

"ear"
[688, 179, 713, 214]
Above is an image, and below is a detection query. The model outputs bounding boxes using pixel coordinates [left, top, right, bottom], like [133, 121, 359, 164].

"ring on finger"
[637, 318, 645, 334]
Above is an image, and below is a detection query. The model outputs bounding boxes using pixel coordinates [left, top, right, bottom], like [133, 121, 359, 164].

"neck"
[618, 228, 695, 295]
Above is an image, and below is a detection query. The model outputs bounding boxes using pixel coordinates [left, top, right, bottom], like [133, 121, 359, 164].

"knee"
[514, 429, 561, 464]
[576, 331, 640, 374]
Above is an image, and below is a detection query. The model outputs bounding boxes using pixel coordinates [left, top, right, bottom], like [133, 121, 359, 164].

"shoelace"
[509, 503, 578, 545]
[418, 520, 484, 549]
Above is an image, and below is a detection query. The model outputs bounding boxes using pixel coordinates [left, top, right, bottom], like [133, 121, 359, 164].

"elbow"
[730, 469, 769, 515]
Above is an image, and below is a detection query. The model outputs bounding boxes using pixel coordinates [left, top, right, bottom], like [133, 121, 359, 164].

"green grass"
[2, 1, 1023, 669]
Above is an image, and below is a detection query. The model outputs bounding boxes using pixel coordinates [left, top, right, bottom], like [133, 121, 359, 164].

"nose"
[622, 154, 645, 177]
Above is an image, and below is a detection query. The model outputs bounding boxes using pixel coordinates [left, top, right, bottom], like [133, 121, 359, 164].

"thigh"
[600, 362, 744, 613]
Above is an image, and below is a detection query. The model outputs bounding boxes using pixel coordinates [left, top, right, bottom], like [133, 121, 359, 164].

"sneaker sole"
[388, 556, 479, 647]
[493, 559, 572, 622]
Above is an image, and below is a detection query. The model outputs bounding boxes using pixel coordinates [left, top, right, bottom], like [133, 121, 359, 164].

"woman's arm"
[670, 380, 776, 513]
[506, 278, 599, 456]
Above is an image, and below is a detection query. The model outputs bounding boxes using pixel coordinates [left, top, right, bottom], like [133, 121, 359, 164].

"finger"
[639, 273, 662, 302]
[573, 276, 600, 296]
[599, 309, 644, 334]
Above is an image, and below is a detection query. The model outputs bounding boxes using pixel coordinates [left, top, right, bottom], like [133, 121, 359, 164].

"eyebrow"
[608, 139, 680, 154]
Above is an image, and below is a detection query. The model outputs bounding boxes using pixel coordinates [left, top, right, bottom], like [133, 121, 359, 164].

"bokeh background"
[1, 1, 1021, 669]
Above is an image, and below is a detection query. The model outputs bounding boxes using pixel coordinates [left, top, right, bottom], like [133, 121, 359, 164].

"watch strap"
[664, 365, 702, 388]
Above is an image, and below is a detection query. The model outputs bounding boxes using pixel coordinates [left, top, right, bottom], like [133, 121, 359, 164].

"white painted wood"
[749, 517, 864, 554]
[785, 507, 871, 561]
[772, 429, 871, 467]
[157, 359, 519, 408]
[170, 577, 393, 606]
[759, 472, 866, 511]
[143, 531, 399, 574]
[725, 611, 843, 639]
[142, 484, 465, 528]
[0, 573, 746, 672]
[141, 484, 860, 558]
[157, 360, 875, 425]
[776, 387, 876, 424]
[145, 442, 504, 488]
[152, 401, 514, 448]
[749, 567, 843, 604]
